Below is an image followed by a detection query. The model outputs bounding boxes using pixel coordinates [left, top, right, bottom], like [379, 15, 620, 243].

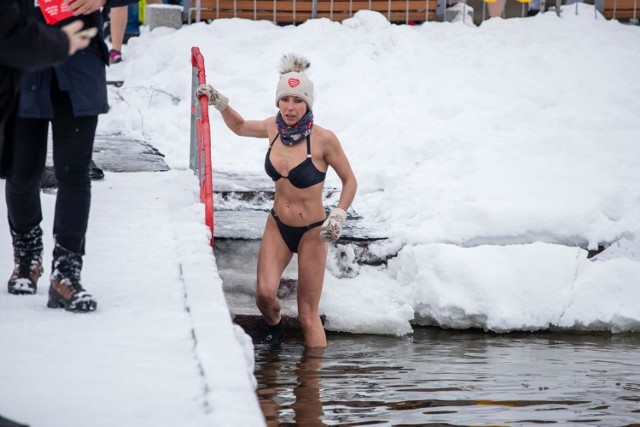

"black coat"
[0, 0, 68, 177]
[0, 0, 134, 177]
[17, 1, 135, 119]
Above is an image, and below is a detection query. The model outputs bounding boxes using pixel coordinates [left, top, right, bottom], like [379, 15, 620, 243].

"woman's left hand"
[319, 208, 347, 242]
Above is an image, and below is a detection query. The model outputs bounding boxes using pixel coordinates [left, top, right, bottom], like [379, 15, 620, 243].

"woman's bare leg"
[296, 229, 328, 348]
[256, 215, 293, 326]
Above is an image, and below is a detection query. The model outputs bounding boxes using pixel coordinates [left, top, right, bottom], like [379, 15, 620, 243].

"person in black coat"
[4, 0, 134, 312]
[0, 7, 87, 425]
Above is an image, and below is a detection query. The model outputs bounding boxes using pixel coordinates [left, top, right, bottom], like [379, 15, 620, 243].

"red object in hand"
[38, 0, 75, 25]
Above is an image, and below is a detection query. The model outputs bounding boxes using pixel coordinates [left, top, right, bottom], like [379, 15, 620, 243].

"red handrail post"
[190, 47, 215, 246]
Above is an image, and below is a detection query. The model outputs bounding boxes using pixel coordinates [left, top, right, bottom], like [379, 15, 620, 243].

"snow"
[1, 172, 261, 426]
[1, 4, 640, 426]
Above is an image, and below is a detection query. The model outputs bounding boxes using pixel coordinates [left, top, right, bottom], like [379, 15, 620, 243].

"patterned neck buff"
[276, 110, 314, 146]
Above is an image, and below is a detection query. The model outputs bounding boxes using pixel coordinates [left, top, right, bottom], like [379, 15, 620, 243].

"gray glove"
[319, 208, 347, 242]
[195, 84, 229, 111]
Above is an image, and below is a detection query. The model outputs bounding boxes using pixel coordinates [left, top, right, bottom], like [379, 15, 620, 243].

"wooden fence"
[185, 0, 640, 25]
[187, 0, 441, 24]
[602, 0, 639, 20]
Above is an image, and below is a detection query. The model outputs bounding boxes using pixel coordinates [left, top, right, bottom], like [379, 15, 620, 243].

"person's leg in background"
[109, 5, 127, 64]
[487, 0, 507, 17]
[109, 1, 162, 64]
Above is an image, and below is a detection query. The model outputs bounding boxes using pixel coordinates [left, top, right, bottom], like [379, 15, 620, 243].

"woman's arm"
[220, 106, 271, 139]
[324, 131, 357, 211]
[195, 84, 270, 138]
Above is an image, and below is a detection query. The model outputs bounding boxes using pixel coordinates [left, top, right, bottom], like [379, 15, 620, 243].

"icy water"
[254, 328, 640, 426]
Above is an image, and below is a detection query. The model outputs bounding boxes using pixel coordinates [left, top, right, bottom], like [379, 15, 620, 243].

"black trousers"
[5, 73, 97, 255]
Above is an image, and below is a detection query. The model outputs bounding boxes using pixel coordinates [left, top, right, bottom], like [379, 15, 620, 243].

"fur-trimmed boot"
[8, 226, 44, 295]
[47, 243, 97, 312]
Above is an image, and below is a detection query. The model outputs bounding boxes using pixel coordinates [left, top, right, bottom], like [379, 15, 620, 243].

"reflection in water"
[254, 329, 640, 426]
[256, 352, 281, 427]
[292, 348, 326, 427]
[257, 348, 327, 427]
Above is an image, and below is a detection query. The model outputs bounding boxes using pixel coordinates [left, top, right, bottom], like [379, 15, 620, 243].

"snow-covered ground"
[0, 172, 262, 427]
[1, 4, 639, 426]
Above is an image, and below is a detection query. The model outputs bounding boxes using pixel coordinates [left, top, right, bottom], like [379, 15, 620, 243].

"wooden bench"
[602, 0, 639, 21]
[188, 0, 440, 24]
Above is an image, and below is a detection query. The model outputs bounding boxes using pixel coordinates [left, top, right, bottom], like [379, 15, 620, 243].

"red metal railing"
[190, 47, 214, 246]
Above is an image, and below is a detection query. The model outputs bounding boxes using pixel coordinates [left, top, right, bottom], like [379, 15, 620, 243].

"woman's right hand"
[195, 84, 229, 111]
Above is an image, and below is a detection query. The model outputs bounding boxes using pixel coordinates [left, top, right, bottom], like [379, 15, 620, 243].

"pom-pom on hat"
[275, 53, 314, 109]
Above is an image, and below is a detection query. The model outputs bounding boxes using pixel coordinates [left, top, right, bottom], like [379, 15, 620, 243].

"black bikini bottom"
[271, 209, 324, 253]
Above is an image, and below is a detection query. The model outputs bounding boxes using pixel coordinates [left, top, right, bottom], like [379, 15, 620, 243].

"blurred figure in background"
[487, 0, 508, 17]
[107, 0, 162, 64]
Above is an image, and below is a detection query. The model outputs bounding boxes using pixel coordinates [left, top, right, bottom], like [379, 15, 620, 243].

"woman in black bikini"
[196, 54, 357, 349]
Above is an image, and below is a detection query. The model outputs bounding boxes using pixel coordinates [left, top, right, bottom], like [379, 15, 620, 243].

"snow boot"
[7, 226, 44, 295]
[109, 49, 122, 64]
[40, 160, 104, 189]
[88, 160, 104, 180]
[40, 166, 57, 189]
[263, 320, 284, 349]
[47, 243, 97, 312]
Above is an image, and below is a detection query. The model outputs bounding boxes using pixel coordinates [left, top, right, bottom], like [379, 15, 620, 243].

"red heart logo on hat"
[288, 78, 300, 88]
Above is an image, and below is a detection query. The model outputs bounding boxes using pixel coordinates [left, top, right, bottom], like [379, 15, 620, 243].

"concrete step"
[211, 184, 394, 318]
[46, 132, 170, 173]
[214, 229, 397, 317]
[92, 133, 170, 172]
[213, 209, 385, 242]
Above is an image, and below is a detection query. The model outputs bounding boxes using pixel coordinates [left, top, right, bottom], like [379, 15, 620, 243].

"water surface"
[255, 328, 640, 426]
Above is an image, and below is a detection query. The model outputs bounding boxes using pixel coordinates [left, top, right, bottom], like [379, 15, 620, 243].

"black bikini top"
[265, 134, 326, 189]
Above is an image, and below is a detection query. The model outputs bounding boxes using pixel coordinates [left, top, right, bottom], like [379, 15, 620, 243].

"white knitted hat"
[275, 54, 314, 109]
